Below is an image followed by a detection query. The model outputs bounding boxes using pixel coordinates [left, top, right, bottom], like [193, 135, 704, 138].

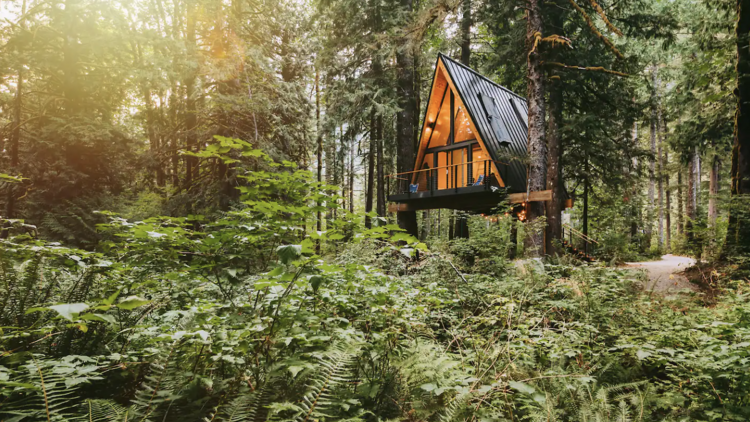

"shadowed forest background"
[2, 0, 750, 420]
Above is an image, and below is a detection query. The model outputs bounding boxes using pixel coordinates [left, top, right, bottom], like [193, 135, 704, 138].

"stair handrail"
[562, 223, 599, 245]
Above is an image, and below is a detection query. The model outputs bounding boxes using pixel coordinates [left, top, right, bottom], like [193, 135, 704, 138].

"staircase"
[561, 224, 598, 262]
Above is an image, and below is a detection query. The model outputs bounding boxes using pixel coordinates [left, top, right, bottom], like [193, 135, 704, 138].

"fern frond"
[86, 399, 130, 422]
[293, 342, 362, 422]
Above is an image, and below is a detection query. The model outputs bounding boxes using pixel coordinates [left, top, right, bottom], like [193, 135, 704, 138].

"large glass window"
[454, 106, 475, 143]
[426, 88, 452, 148]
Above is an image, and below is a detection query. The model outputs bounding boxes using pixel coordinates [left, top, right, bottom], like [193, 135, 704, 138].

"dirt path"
[626, 254, 698, 295]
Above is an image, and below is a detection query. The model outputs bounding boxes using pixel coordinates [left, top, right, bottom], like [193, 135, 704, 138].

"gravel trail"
[626, 254, 698, 295]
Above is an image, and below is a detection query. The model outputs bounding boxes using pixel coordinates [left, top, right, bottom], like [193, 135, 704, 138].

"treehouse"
[388, 53, 562, 215]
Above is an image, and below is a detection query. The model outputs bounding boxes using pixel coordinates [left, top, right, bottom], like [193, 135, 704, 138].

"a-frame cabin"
[389, 53, 560, 215]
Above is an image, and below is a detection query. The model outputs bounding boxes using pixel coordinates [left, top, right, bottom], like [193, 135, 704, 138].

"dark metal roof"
[439, 53, 530, 193]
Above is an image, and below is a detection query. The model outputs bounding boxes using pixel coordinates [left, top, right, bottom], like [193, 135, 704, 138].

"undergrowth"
[2, 140, 750, 421]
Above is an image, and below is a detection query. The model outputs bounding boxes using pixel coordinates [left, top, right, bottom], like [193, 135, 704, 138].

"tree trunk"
[677, 170, 684, 236]
[326, 128, 335, 225]
[376, 115, 385, 217]
[169, 82, 180, 186]
[707, 154, 720, 256]
[395, 0, 418, 237]
[630, 122, 639, 242]
[545, 78, 563, 256]
[727, 0, 750, 256]
[2, 0, 26, 238]
[365, 113, 376, 230]
[143, 85, 164, 187]
[460, 0, 472, 66]
[664, 148, 671, 253]
[656, 112, 664, 251]
[184, 0, 198, 189]
[686, 148, 699, 251]
[349, 137, 354, 213]
[583, 158, 590, 254]
[657, 101, 670, 251]
[709, 154, 720, 229]
[524, 0, 547, 256]
[315, 69, 323, 251]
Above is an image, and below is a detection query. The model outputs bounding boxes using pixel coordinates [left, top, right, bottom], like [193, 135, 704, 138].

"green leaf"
[48, 303, 89, 322]
[636, 350, 652, 360]
[509, 381, 535, 395]
[103, 290, 121, 306]
[420, 383, 437, 392]
[309, 275, 324, 294]
[116, 296, 151, 310]
[80, 313, 116, 324]
[276, 245, 302, 265]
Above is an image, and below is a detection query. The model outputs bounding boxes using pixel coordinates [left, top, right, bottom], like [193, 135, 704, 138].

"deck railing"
[387, 159, 507, 195]
[562, 223, 599, 257]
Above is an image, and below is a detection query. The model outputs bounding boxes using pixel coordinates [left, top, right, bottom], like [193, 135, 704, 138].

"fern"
[86, 399, 130, 422]
[0, 358, 92, 422]
[292, 342, 362, 422]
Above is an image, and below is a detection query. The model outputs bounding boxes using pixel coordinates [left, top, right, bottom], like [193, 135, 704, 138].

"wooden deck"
[388, 184, 505, 212]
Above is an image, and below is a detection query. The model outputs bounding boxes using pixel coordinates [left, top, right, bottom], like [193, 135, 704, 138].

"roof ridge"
[438, 53, 527, 102]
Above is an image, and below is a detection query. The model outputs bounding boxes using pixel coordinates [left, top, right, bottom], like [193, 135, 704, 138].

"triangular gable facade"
[412, 54, 529, 193]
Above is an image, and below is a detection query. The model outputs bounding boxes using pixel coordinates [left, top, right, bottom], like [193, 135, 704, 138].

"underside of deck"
[388, 185, 509, 213]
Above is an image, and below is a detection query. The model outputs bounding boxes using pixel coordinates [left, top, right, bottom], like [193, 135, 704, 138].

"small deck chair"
[473, 174, 485, 186]
[409, 184, 419, 193]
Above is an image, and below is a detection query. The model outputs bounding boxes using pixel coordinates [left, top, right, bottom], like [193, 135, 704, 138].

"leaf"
[509, 381, 536, 395]
[103, 290, 121, 306]
[309, 275, 324, 294]
[636, 350, 652, 360]
[116, 296, 151, 310]
[276, 244, 302, 265]
[420, 383, 437, 392]
[48, 303, 89, 322]
[301, 238, 315, 254]
[80, 313, 116, 324]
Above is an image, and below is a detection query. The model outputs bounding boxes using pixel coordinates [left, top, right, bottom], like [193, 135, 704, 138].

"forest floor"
[626, 254, 699, 295]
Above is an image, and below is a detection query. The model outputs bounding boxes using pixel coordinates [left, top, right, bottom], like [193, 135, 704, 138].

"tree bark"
[365, 114, 376, 230]
[727, 0, 750, 254]
[686, 148, 699, 251]
[2, 0, 26, 239]
[184, 0, 198, 189]
[349, 136, 354, 213]
[460, 0, 472, 66]
[664, 145, 671, 253]
[708, 154, 720, 229]
[583, 157, 590, 254]
[545, 78, 563, 256]
[395, 0, 418, 237]
[645, 68, 657, 251]
[630, 122, 639, 242]
[376, 115, 385, 217]
[708, 153, 720, 258]
[677, 170, 684, 236]
[656, 84, 664, 251]
[315, 69, 323, 251]
[524, 0, 547, 256]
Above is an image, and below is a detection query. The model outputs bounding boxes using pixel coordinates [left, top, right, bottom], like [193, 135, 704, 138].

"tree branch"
[587, 0, 623, 36]
[568, 0, 624, 59]
[544, 61, 629, 77]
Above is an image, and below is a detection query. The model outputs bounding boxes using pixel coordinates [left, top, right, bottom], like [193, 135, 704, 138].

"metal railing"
[387, 159, 507, 195]
[562, 223, 599, 257]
